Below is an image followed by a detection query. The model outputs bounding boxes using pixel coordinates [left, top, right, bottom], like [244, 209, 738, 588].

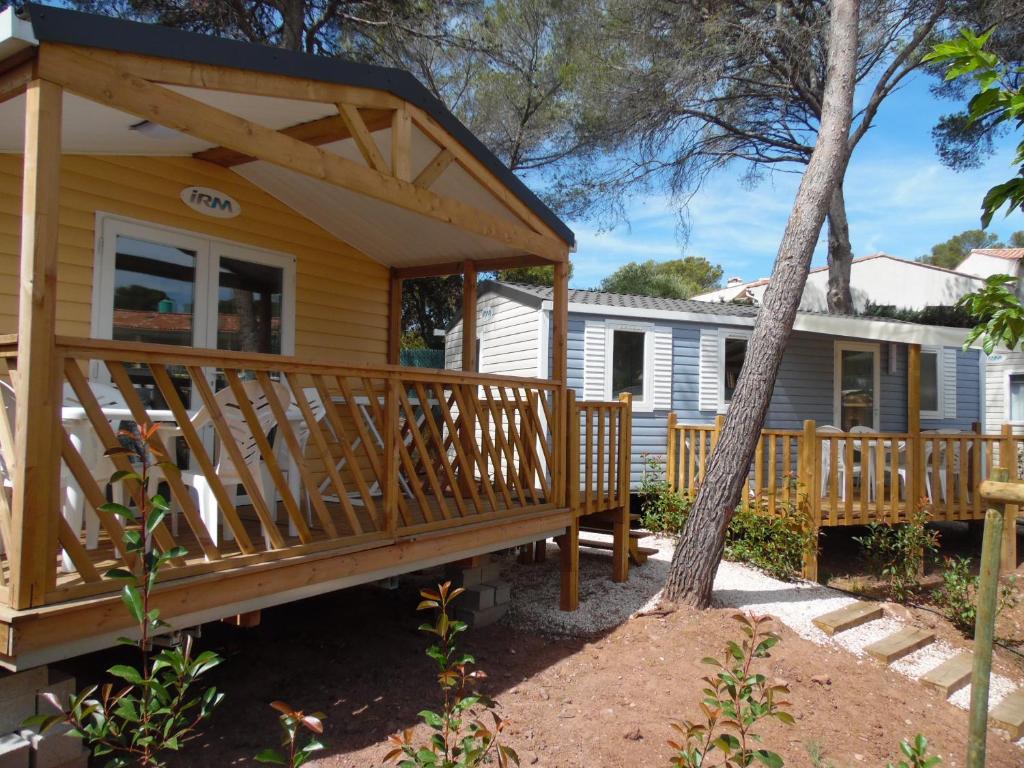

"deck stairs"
[578, 511, 657, 565]
[811, 602, 1024, 739]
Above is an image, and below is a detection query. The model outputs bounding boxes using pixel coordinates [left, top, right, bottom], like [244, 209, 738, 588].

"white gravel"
[501, 530, 1023, 741]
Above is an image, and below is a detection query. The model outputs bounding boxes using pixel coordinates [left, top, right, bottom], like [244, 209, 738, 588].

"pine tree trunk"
[663, 0, 860, 608]
[826, 182, 855, 314]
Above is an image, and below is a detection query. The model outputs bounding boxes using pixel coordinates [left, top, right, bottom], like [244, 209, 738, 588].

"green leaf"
[254, 748, 287, 764]
[99, 502, 134, 520]
[107, 664, 144, 685]
[121, 584, 144, 624]
[109, 470, 142, 484]
[753, 749, 785, 768]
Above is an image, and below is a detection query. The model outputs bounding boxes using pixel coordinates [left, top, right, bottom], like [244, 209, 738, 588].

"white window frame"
[919, 345, 944, 420]
[1004, 370, 1024, 426]
[718, 329, 751, 413]
[604, 321, 654, 412]
[92, 213, 296, 356]
[833, 340, 881, 429]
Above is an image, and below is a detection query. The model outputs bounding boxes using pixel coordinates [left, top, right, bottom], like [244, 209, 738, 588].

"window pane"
[840, 349, 875, 430]
[112, 235, 197, 411]
[612, 330, 644, 397]
[217, 256, 283, 354]
[920, 352, 939, 413]
[1011, 375, 1024, 421]
[724, 338, 747, 402]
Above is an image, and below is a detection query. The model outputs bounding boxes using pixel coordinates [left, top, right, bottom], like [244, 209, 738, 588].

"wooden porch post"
[461, 260, 477, 373]
[1000, 424, 1018, 573]
[9, 80, 63, 610]
[799, 419, 820, 582]
[908, 343, 922, 510]
[551, 260, 577, 609]
[387, 269, 402, 366]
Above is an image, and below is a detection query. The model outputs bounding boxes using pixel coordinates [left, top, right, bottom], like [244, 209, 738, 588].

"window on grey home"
[611, 330, 645, 397]
[723, 337, 748, 402]
[1010, 373, 1024, 422]
[919, 349, 941, 415]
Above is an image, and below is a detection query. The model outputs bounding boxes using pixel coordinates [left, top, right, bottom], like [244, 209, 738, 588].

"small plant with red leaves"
[256, 701, 325, 767]
[385, 581, 518, 768]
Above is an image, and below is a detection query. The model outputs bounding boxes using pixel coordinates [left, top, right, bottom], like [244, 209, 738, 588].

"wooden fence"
[666, 414, 1020, 577]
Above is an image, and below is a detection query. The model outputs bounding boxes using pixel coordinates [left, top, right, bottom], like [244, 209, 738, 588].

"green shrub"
[933, 556, 1018, 635]
[725, 504, 814, 582]
[27, 423, 223, 768]
[256, 702, 325, 767]
[853, 510, 940, 602]
[887, 735, 942, 768]
[667, 613, 792, 768]
[638, 453, 692, 535]
[385, 582, 517, 768]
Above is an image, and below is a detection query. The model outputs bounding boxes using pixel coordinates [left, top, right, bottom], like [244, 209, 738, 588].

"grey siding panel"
[764, 333, 834, 430]
[566, 317, 584, 393]
[880, 342, 907, 432]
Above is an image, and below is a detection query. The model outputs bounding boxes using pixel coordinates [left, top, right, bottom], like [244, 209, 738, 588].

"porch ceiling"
[0, 87, 531, 267]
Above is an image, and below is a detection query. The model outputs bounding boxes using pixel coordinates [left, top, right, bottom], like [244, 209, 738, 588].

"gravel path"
[501, 532, 1022, 742]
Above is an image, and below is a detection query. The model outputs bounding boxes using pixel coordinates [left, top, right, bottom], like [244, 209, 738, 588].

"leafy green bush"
[256, 701, 326, 767]
[385, 581, 517, 768]
[854, 510, 940, 601]
[638, 453, 691, 535]
[27, 423, 223, 768]
[725, 499, 815, 582]
[934, 556, 1019, 635]
[667, 613, 792, 768]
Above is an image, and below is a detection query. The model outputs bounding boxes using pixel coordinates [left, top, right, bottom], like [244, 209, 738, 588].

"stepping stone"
[812, 602, 883, 636]
[865, 627, 935, 664]
[921, 653, 973, 697]
[990, 689, 1024, 739]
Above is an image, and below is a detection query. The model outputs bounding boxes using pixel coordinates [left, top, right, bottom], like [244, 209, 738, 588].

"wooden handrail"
[53, 336, 559, 389]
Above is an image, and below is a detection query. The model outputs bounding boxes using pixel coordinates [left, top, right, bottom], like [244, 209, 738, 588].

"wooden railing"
[0, 336, 567, 607]
[570, 391, 632, 516]
[666, 415, 1019, 529]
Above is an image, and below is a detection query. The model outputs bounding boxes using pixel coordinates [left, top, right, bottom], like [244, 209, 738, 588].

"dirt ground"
[60, 549, 1024, 768]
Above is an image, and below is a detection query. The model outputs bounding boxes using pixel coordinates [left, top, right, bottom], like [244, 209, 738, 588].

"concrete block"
[20, 724, 85, 768]
[480, 560, 502, 583]
[456, 602, 509, 629]
[461, 584, 494, 612]
[0, 733, 30, 768]
[37, 673, 75, 714]
[0, 669, 47, 703]
[0, 693, 38, 734]
[487, 581, 511, 606]
[447, 566, 483, 588]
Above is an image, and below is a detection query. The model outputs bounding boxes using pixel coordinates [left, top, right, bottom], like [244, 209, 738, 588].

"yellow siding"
[0, 154, 389, 363]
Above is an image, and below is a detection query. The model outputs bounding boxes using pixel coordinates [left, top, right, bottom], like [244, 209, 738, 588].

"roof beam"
[337, 102, 389, 174]
[37, 44, 568, 263]
[394, 254, 555, 280]
[0, 55, 36, 106]
[47, 43, 404, 110]
[413, 148, 454, 190]
[195, 108, 392, 167]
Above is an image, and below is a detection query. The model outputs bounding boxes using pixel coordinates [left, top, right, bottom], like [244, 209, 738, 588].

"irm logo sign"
[180, 186, 241, 219]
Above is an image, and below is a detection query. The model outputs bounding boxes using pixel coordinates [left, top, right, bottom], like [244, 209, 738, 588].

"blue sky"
[562, 72, 1022, 290]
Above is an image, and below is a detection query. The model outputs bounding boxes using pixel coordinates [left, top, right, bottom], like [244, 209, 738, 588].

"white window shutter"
[583, 320, 606, 400]
[943, 347, 958, 419]
[653, 327, 673, 410]
[699, 329, 719, 412]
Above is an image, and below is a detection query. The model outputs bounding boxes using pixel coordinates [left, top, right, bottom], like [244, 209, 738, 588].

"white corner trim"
[536, 307, 549, 379]
[0, 8, 38, 60]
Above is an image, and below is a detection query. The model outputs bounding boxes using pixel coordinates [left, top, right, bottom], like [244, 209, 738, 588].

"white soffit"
[234, 160, 520, 267]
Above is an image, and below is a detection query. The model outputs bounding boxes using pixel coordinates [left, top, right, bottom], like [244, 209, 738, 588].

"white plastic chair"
[849, 425, 879, 501]
[922, 429, 964, 503]
[177, 379, 289, 549]
[817, 425, 849, 500]
[0, 381, 14, 559]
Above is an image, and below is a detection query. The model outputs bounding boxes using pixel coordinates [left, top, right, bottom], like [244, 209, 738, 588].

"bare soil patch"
[58, 546, 1023, 767]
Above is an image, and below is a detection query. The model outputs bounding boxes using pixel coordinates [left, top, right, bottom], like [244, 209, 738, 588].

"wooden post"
[666, 411, 678, 491]
[711, 414, 726, 451]
[908, 343, 922, 512]
[552, 260, 569, 509]
[800, 419, 820, 582]
[9, 80, 63, 610]
[612, 392, 632, 583]
[461, 260, 477, 373]
[558, 520, 579, 611]
[967, 467, 1008, 768]
[1000, 424, 1018, 573]
[387, 269, 402, 366]
[567, 389, 580, 515]
[383, 378, 400, 534]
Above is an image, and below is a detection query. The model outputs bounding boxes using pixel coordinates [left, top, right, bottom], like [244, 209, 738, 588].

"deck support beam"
[9, 79, 63, 610]
[387, 270, 403, 366]
[557, 520, 579, 611]
[908, 343, 922, 509]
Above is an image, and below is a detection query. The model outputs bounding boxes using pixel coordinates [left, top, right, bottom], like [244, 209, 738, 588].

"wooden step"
[578, 538, 657, 564]
[812, 602, 883, 636]
[990, 689, 1024, 739]
[579, 525, 651, 539]
[921, 653, 973, 697]
[864, 627, 935, 664]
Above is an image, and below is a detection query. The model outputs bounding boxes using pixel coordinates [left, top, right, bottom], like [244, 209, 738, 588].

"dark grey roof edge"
[24, 3, 575, 248]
